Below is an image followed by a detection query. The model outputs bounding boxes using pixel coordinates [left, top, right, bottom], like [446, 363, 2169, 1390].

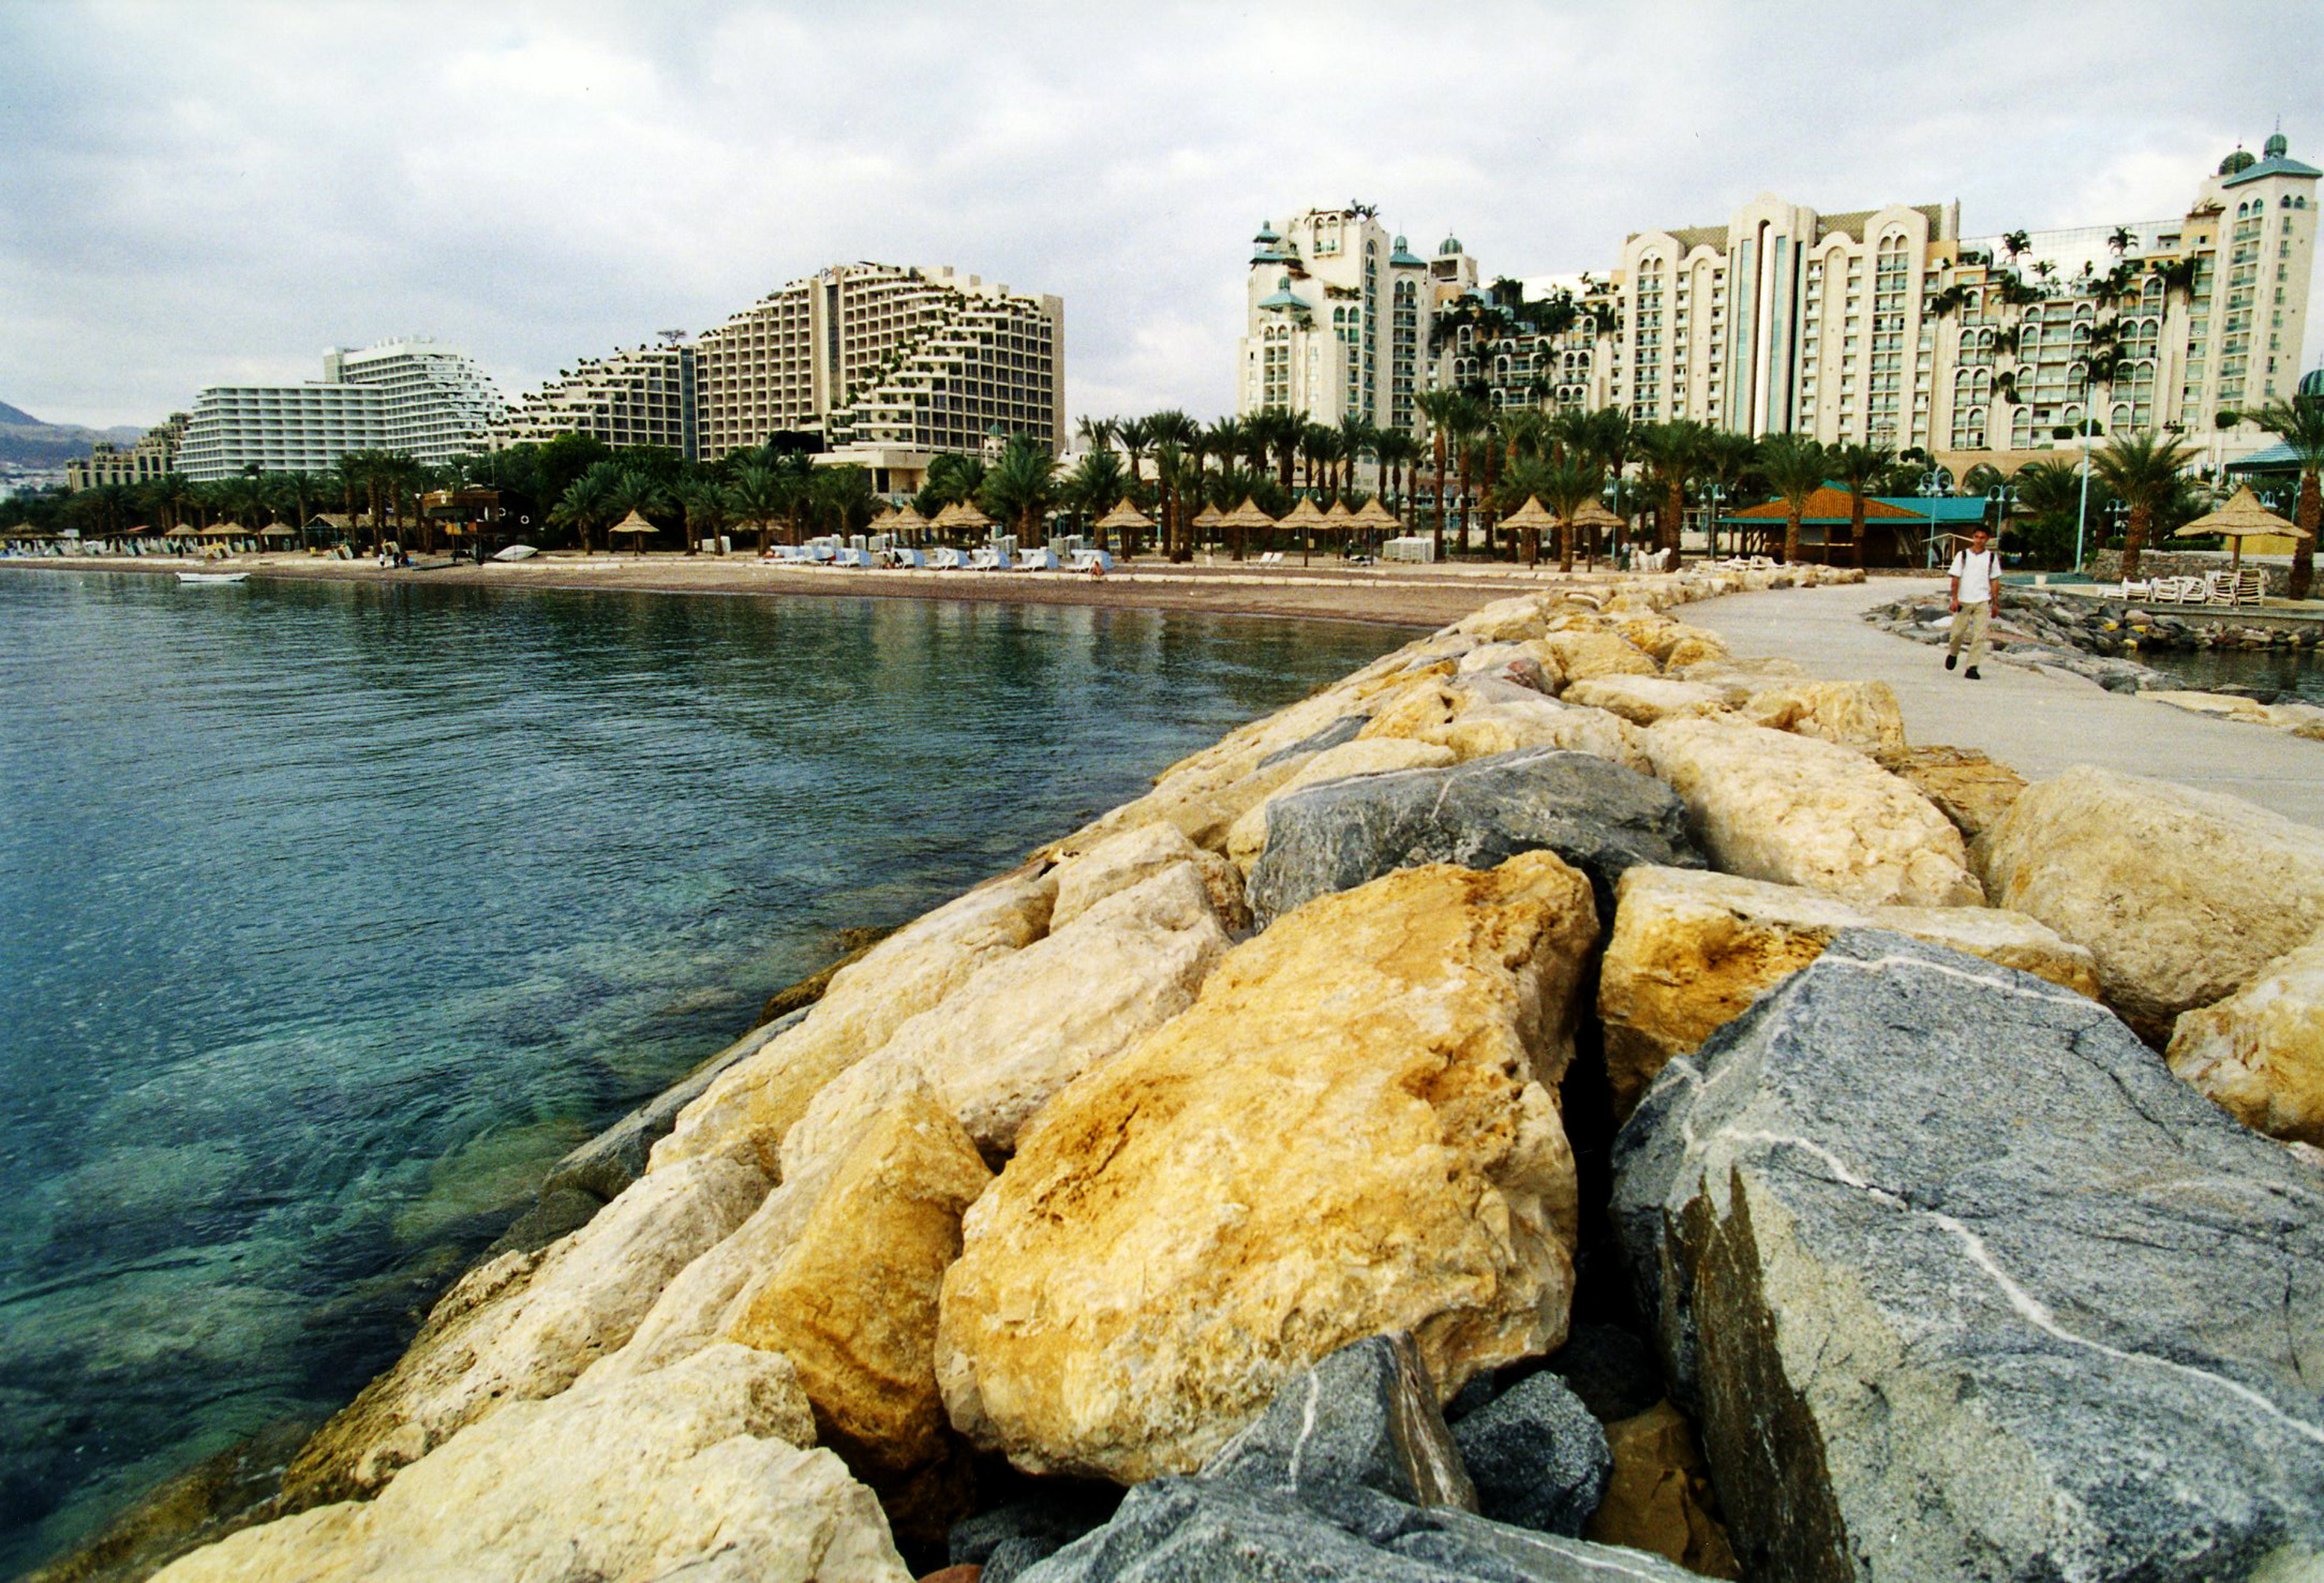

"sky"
[2, 0, 2319, 433]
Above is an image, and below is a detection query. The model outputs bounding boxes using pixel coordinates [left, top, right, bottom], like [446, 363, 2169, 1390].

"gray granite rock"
[1203, 1334, 1476, 1511]
[1612, 928, 2324, 1582]
[1244, 748, 1701, 928]
[952, 1488, 1121, 1575]
[1450, 1371, 1610, 1537]
[541, 1009, 804, 1204]
[1017, 1478, 1701, 1582]
[1258, 714, 1369, 769]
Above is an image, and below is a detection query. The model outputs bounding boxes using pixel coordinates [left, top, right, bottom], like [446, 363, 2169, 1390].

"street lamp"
[1917, 467, 1954, 568]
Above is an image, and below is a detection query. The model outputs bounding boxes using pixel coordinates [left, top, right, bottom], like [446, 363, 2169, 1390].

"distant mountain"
[0, 401, 149, 469]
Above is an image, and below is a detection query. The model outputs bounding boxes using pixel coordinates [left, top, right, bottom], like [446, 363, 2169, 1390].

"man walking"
[1945, 526, 2001, 679]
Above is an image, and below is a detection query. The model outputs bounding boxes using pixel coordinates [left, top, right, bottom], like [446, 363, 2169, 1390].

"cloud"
[2, 0, 2317, 430]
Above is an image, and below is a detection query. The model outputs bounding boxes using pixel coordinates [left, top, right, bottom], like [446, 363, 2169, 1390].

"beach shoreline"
[0, 550, 1638, 630]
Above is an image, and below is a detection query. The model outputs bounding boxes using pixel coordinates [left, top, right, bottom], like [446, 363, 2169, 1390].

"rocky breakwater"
[138, 557, 2324, 1582]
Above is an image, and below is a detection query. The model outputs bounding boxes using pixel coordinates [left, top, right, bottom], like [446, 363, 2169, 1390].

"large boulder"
[1245, 747, 1701, 928]
[282, 1153, 766, 1505]
[1894, 744, 2026, 842]
[1049, 821, 1246, 934]
[1014, 1478, 1701, 1582]
[1539, 630, 1658, 684]
[836, 862, 1232, 1154]
[937, 854, 1599, 1483]
[1975, 766, 2324, 1043]
[1612, 930, 2324, 1582]
[1597, 865, 2098, 1120]
[1224, 738, 1458, 871]
[157, 1345, 909, 1582]
[1644, 717, 1981, 908]
[1203, 1334, 1476, 1510]
[650, 868, 1056, 1175]
[1558, 676, 1731, 726]
[2167, 936, 2324, 1146]
[1735, 680, 1908, 766]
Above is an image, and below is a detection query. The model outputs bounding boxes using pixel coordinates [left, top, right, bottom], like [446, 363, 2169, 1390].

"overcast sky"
[3, 0, 2318, 433]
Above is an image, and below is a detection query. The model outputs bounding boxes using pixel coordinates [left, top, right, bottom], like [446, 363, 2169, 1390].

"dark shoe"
[1945, 653, 1957, 670]
[1964, 666, 1982, 680]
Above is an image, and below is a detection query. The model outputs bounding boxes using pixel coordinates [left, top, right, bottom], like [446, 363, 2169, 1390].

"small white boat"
[176, 571, 249, 585]
[491, 544, 538, 562]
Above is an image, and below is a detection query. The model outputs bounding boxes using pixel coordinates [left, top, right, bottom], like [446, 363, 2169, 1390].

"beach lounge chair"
[928, 547, 964, 570]
[2237, 569, 2265, 605]
[888, 548, 926, 570]
[2119, 575, 2153, 599]
[1016, 548, 1059, 571]
[2204, 570, 2239, 607]
[1068, 549, 1114, 574]
[969, 547, 1000, 570]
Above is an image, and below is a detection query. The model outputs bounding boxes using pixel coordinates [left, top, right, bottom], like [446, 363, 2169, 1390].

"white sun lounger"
[1016, 548, 1059, 571]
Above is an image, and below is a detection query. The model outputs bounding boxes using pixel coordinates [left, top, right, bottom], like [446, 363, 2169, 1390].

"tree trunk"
[2121, 504, 2150, 581]
[1664, 479, 1685, 565]
[2293, 469, 2319, 602]
[1432, 436, 1448, 561]
[1457, 445, 1473, 555]
[1784, 508, 1801, 565]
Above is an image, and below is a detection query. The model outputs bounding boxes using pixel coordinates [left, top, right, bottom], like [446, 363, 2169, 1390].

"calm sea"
[2137, 644, 2324, 704]
[0, 570, 1404, 1574]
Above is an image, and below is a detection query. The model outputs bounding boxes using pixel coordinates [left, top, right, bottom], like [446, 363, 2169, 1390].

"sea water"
[0, 570, 1405, 1573]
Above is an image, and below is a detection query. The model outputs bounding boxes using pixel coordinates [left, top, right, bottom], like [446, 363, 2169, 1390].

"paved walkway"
[1686, 576, 2324, 829]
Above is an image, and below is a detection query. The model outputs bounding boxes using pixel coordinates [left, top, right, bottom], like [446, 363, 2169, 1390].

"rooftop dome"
[2301, 366, 2324, 398]
[2221, 147, 2257, 176]
[1258, 275, 1309, 313]
[1390, 234, 1427, 268]
[1254, 220, 1280, 244]
[2266, 131, 2289, 160]
[1439, 234, 1463, 256]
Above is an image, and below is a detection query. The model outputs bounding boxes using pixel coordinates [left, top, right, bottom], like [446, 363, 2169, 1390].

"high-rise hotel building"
[176, 339, 505, 480]
[492, 341, 696, 456]
[1247, 131, 2315, 469]
[689, 263, 1064, 464]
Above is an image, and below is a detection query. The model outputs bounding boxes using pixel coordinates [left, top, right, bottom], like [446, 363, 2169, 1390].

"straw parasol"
[201, 521, 245, 538]
[2174, 485, 2309, 575]
[1350, 496, 1401, 530]
[935, 499, 994, 532]
[1568, 499, 1624, 560]
[1095, 498, 1156, 533]
[1214, 496, 1278, 535]
[1190, 503, 1224, 530]
[889, 502, 930, 532]
[609, 510, 657, 554]
[867, 506, 900, 530]
[1278, 496, 1329, 530]
[1499, 495, 1560, 563]
[165, 524, 201, 539]
[259, 521, 297, 540]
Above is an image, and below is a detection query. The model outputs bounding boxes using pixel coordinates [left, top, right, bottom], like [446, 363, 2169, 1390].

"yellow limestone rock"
[1358, 677, 1648, 772]
[1895, 744, 2027, 843]
[1737, 680, 1909, 766]
[1559, 676, 1731, 727]
[1613, 618, 1726, 666]
[1644, 717, 1982, 909]
[2167, 937, 2324, 1146]
[283, 1154, 766, 1504]
[1540, 629, 1659, 684]
[723, 1085, 994, 1478]
[1050, 821, 1247, 933]
[935, 853, 1599, 1482]
[157, 1345, 911, 1583]
[649, 869, 1055, 1177]
[1224, 738, 1458, 870]
[1454, 594, 1551, 641]
[1584, 1400, 1741, 1579]
[1975, 766, 2324, 1043]
[1597, 865, 2100, 1119]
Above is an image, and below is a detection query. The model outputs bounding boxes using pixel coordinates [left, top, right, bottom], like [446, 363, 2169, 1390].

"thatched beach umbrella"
[608, 510, 657, 555]
[1569, 499, 1624, 565]
[889, 502, 930, 540]
[259, 521, 297, 541]
[2174, 485, 2309, 577]
[1499, 495, 1560, 565]
[164, 524, 201, 540]
[1095, 497, 1155, 557]
[1278, 495, 1330, 563]
[939, 499, 995, 534]
[201, 521, 244, 539]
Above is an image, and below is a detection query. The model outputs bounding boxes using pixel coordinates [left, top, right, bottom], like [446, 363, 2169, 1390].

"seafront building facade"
[176, 339, 506, 481]
[688, 262, 1064, 491]
[65, 412, 188, 491]
[1247, 131, 2315, 473]
[491, 342, 696, 456]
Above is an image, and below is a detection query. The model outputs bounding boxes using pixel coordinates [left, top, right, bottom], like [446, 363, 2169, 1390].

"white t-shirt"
[1950, 546, 2000, 603]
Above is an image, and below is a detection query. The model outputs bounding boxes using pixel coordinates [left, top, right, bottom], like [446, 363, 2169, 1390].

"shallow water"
[2135, 644, 2324, 703]
[0, 570, 1404, 1573]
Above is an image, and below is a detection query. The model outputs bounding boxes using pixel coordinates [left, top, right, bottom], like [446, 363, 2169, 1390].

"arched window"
[2011, 408, 2034, 448]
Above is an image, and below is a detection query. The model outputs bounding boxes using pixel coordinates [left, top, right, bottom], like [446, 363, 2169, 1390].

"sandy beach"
[0, 550, 1645, 629]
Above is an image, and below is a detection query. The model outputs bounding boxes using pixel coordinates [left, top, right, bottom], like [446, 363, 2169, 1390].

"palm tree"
[1635, 420, 1709, 566]
[2108, 225, 2134, 256]
[1540, 457, 1602, 574]
[550, 468, 612, 553]
[1698, 429, 1758, 559]
[1063, 448, 1127, 549]
[980, 436, 1060, 546]
[1830, 441, 1892, 569]
[604, 467, 667, 552]
[678, 477, 729, 554]
[1413, 389, 1462, 561]
[1572, 406, 1635, 560]
[726, 463, 787, 555]
[2249, 396, 2324, 600]
[1114, 416, 1154, 513]
[1761, 435, 1827, 565]
[2092, 431, 2195, 581]
[1376, 430, 1418, 525]
[2001, 229, 2030, 263]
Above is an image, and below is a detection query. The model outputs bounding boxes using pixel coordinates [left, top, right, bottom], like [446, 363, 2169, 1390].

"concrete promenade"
[1686, 575, 2324, 830]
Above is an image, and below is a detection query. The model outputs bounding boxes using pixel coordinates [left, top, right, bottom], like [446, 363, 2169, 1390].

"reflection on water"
[0, 572, 1403, 1572]
[2137, 644, 2324, 704]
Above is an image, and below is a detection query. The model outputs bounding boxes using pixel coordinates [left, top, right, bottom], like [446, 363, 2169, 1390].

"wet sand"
[1, 551, 1632, 630]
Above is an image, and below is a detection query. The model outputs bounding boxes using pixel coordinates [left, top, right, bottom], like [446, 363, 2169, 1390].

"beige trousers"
[1946, 603, 1993, 667]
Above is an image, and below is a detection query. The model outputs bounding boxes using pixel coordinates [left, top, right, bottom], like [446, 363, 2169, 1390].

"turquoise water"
[0, 570, 1403, 1573]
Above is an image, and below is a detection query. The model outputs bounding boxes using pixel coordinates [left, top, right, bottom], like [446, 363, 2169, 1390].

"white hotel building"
[176, 339, 506, 481]
[1245, 131, 2315, 471]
